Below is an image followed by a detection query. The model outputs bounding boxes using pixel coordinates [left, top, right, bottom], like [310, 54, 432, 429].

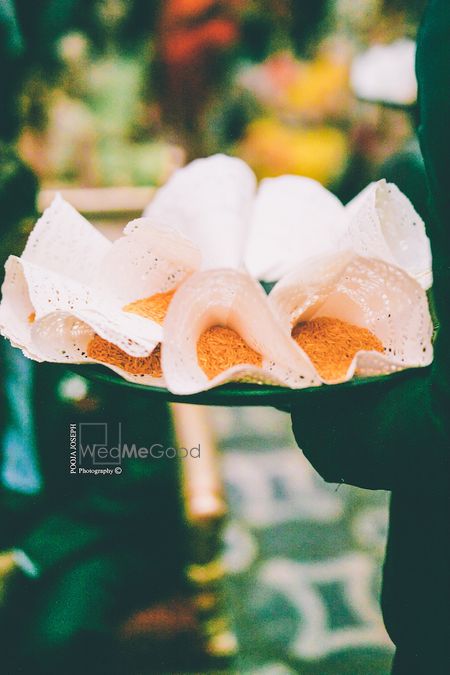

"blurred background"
[0, 1, 429, 674]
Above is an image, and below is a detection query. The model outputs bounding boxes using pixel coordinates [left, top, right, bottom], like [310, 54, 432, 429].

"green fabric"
[0, 0, 24, 56]
[2, 555, 122, 672]
[379, 139, 431, 224]
[0, 360, 183, 575]
[291, 1, 450, 671]
[416, 0, 450, 402]
[0, 362, 186, 669]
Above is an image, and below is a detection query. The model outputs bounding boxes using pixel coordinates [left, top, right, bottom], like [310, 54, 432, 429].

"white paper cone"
[30, 312, 165, 387]
[346, 180, 433, 289]
[245, 175, 347, 281]
[270, 252, 433, 384]
[97, 219, 201, 303]
[162, 268, 320, 395]
[0, 256, 43, 360]
[23, 193, 110, 282]
[144, 154, 256, 269]
[0, 198, 206, 365]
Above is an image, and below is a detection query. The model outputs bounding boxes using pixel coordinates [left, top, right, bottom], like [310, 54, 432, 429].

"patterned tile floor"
[211, 407, 394, 675]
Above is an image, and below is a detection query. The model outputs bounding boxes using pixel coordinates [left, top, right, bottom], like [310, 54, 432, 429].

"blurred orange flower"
[159, 0, 239, 65]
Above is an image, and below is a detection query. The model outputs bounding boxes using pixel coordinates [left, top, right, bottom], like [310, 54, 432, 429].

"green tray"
[70, 364, 420, 407]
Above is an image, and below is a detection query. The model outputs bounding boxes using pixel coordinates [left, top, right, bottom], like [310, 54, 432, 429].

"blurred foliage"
[0, 0, 423, 193]
[0, 143, 38, 272]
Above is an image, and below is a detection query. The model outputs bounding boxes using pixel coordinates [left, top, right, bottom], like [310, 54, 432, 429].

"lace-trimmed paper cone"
[0, 251, 163, 355]
[144, 154, 256, 270]
[0, 256, 45, 361]
[162, 269, 321, 395]
[269, 252, 433, 384]
[245, 175, 347, 282]
[0, 197, 201, 378]
[99, 218, 201, 303]
[346, 180, 433, 289]
[22, 192, 111, 280]
[30, 312, 165, 387]
[0, 199, 158, 358]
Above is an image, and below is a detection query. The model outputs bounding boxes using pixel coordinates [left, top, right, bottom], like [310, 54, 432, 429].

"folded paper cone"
[97, 218, 201, 304]
[346, 180, 432, 289]
[144, 154, 256, 270]
[245, 175, 347, 281]
[0, 196, 201, 373]
[162, 268, 320, 395]
[270, 251, 433, 384]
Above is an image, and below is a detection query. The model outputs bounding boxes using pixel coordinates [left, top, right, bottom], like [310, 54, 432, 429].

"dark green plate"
[69, 364, 420, 407]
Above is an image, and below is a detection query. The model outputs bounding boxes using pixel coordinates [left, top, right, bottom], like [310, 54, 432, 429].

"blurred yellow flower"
[285, 56, 350, 117]
[238, 52, 350, 120]
[234, 118, 348, 186]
